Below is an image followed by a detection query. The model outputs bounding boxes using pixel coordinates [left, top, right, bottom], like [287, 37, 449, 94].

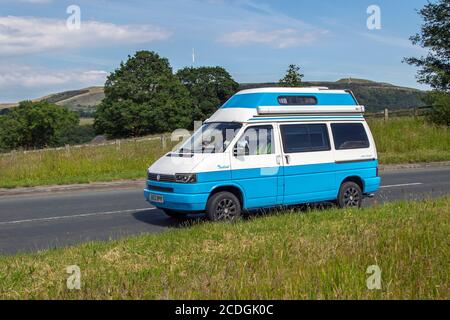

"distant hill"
[240, 78, 427, 112]
[0, 86, 104, 117]
[0, 79, 426, 114]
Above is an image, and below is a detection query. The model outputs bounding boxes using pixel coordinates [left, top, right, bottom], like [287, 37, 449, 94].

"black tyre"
[337, 181, 363, 208]
[206, 191, 242, 221]
[162, 209, 187, 219]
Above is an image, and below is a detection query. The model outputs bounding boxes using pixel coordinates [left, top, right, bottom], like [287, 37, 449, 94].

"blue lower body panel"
[144, 160, 381, 212]
[363, 177, 381, 193]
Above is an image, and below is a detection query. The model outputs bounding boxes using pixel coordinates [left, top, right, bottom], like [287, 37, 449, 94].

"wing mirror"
[234, 140, 248, 157]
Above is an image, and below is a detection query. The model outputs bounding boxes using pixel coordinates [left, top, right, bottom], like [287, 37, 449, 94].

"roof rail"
[257, 105, 365, 115]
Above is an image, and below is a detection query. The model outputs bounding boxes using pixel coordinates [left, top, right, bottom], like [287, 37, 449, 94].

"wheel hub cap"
[216, 198, 237, 220]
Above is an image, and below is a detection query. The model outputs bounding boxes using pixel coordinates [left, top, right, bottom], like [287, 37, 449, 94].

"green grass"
[0, 137, 176, 188]
[0, 197, 448, 299]
[78, 118, 94, 125]
[0, 117, 449, 189]
[368, 117, 450, 164]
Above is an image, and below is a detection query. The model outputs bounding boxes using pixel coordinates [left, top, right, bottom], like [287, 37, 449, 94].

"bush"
[0, 101, 79, 152]
[424, 91, 450, 126]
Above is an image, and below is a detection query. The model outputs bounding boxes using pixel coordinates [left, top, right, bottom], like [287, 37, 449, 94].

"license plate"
[150, 194, 164, 203]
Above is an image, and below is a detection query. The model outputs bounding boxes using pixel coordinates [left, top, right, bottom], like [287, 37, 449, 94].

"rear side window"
[331, 123, 370, 150]
[280, 124, 330, 153]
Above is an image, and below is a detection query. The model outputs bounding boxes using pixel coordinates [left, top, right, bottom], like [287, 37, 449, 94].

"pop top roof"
[205, 87, 364, 123]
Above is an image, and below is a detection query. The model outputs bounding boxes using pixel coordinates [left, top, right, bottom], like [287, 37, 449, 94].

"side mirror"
[234, 140, 248, 157]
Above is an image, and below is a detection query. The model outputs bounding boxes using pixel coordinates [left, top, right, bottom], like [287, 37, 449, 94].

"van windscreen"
[177, 122, 242, 154]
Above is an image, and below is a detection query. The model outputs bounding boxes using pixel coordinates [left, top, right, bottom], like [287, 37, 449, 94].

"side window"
[280, 124, 330, 153]
[234, 125, 274, 156]
[331, 123, 370, 150]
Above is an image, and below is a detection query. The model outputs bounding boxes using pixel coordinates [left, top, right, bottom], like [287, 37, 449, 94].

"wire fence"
[0, 134, 173, 157]
[365, 106, 431, 120]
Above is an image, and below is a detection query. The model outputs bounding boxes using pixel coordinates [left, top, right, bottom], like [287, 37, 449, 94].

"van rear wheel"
[337, 181, 362, 208]
[206, 191, 241, 221]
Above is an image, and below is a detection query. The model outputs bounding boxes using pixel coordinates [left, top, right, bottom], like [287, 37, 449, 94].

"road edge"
[1, 161, 449, 197]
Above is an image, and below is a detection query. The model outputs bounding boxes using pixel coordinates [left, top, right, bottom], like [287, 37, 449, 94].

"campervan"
[144, 88, 380, 221]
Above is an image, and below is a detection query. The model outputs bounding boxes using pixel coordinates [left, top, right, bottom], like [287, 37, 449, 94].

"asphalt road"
[0, 166, 449, 255]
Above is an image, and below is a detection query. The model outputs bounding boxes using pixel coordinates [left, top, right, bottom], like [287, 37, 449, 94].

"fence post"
[384, 108, 389, 122]
[161, 135, 167, 150]
[414, 107, 418, 119]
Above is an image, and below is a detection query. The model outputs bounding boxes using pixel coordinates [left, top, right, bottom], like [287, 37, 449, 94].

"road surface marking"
[381, 182, 423, 188]
[0, 207, 156, 226]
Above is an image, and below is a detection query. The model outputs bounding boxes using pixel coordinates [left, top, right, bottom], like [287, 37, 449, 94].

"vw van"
[144, 88, 381, 221]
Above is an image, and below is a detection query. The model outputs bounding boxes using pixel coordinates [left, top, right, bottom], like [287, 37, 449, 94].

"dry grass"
[0, 197, 448, 299]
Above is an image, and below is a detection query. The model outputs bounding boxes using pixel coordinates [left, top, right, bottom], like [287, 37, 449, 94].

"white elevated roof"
[236, 87, 349, 95]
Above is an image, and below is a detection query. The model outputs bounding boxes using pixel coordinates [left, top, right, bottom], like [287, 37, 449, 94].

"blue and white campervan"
[144, 88, 381, 221]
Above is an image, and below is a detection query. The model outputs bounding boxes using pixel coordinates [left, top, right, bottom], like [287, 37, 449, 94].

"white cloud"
[0, 64, 108, 89]
[0, 16, 171, 56]
[218, 28, 327, 48]
[213, 1, 328, 48]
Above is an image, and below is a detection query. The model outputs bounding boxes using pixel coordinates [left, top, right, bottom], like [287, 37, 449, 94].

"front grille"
[148, 185, 174, 193]
[147, 172, 176, 182]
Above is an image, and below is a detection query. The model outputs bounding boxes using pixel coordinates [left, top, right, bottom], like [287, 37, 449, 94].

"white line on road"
[0, 207, 156, 226]
[380, 182, 423, 188]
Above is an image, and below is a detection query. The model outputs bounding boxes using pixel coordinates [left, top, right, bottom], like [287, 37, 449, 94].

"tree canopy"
[404, 0, 449, 126]
[404, 0, 449, 91]
[279, 64, 304, 87]
[176, 66, 239, 121]
[0, 101, 79, 151]
[94, 51, 193, 138]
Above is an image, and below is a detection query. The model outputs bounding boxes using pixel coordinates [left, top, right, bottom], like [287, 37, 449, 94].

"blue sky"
[0, 0, 429, 102]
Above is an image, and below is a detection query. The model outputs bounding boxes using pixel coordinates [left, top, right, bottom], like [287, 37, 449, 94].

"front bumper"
[144, 182, 209, 212]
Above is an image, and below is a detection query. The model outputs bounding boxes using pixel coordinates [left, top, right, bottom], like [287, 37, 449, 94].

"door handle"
[276, 155, 281, 165]
[285, 155, 291, 164]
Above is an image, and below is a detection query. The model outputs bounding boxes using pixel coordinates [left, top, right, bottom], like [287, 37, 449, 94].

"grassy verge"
[0, 197, 448, 299]
[0, 138, 176, 188]
[0, 117, 449, 188]
[367, 117, 450, 164]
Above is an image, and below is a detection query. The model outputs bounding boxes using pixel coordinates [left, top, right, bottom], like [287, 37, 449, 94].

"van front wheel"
[337, 181, 362, 208]
[206, 191, 241, 221]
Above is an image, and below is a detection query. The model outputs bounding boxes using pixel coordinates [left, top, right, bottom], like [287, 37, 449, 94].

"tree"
[279, 64, 304, 87]
[176, 66, 239, 121]
[0, 101, 79, 151]
[94, 51, 193, 138]
[404, 0, 450, 126]
[404, 0, 449, 91]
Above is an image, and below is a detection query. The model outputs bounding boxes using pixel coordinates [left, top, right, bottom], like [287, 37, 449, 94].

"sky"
[0, 0, 430, 102]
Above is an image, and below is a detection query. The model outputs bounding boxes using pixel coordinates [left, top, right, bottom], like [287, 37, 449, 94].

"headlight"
[175, 173, 197, 183]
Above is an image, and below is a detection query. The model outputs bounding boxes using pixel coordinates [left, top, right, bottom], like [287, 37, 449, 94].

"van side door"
[279, 122, 336, 204]
[230, 124, 283, 209]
